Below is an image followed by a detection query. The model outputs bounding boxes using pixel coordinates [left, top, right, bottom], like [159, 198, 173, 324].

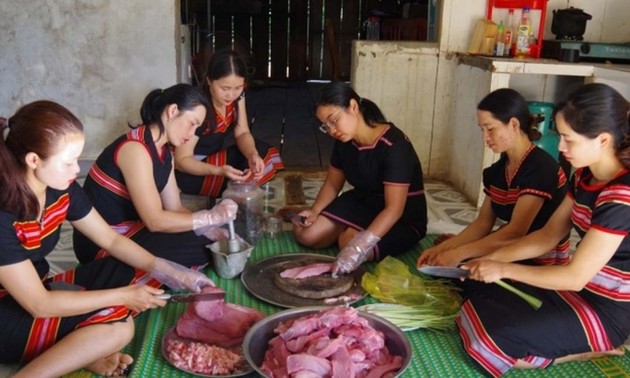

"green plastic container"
[528, 101, 559, 161]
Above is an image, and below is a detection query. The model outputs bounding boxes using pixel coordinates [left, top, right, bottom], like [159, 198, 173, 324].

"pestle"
[227, 220, 240, 253]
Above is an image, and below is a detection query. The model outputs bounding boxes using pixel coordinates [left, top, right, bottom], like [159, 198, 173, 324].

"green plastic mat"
[67, 232, 630, 377]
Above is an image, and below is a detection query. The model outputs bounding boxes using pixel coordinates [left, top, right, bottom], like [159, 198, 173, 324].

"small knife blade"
[285, 210, 307, 224]
[417, 265, 470, 279]
[155, 291, 225, 303]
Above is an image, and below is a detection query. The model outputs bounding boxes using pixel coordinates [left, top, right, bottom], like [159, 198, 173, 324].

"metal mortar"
[208, 239, 253, 279]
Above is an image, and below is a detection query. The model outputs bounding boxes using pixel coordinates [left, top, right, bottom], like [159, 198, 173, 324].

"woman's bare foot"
[86, 352, 133, 377]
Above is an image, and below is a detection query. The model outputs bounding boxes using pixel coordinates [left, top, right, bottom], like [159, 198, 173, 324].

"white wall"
[0, 1, 180, 158]
[353, 0, 630, 201]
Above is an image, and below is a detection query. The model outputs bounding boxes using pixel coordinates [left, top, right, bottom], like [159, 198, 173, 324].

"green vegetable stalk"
[495, 279, 542, 310]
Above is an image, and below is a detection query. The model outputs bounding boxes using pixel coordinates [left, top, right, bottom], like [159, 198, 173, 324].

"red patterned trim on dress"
[88, 163, 130, 200]
[533, 238, 571, 265]
[557, 291, 614, 351]
[200, 151, 228, 196]
[22, 316, 62, 362]
[256, 147, 285, 186]
[585, 265, 630, 301]
[595, 184, 630, 208]
[486, 185, 520, 206]
[203, 103, 235, 135]
[457, 301, 516, 377]
[13, 194, 70, 250]
[570, 202, 592, 233]
[505, 144, 535, 187]
[354, 126, 391, 150]
[519, 188, 553, 200]
[95, 221, 146, 260]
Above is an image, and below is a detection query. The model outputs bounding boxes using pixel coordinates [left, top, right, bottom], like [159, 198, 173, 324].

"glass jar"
[222, 180, 264, 245]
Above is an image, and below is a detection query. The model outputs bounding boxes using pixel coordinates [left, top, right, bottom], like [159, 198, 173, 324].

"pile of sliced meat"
[175, 286, 265, 347]
[165, 339, 241, 375]
[261, 306, 403, 378]
[166, 286, 265, 375]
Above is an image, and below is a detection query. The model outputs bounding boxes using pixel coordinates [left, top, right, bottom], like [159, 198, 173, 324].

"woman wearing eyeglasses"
[174, 49, 284, 198]
[292, 82, 427, 275]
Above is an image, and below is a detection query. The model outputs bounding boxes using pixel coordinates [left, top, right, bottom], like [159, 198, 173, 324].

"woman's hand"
[123, 285, 166, 313]
[247, 154, 265, 181]
[417, 245, 453, 267]
[461, 259, 507, 283]
[295, 209, 315, 227]
[221, 165, 250, 181]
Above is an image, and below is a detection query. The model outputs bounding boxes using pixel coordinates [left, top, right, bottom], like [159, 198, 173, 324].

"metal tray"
[240, 253, 366, 308]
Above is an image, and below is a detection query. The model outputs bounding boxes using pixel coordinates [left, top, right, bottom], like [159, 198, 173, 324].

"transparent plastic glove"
[192, 199, 238, 235]
[332, 230, 381, 276]
[150, 257, 215, 292]
[202, 226, 230, 241]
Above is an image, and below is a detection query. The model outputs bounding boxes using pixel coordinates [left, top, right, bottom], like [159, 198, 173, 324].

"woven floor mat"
[64, 232, 630, 378]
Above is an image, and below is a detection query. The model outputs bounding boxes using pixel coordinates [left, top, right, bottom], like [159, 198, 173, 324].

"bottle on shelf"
[494, 21, 506, 56]
[515, 6, 531, 59]
[504, 9, 515, 57]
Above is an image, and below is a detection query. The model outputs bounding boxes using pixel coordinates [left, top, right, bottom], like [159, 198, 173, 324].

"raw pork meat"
[261, 307, 403, 378]
[175, 286, 265, 347]
[280, 263, 334, 279]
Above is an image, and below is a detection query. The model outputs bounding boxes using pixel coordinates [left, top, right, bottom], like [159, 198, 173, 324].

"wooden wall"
[182, 0, 410, 82]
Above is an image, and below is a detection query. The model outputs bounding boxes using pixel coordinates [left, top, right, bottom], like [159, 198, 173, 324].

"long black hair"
[201, 49, 248, 134]
[555, 83, 630, 168]
[316, 82, 387, 127]
[135, 83, 209, 138]
[477, 88, 541, 141]
[0, 101, 83, 219]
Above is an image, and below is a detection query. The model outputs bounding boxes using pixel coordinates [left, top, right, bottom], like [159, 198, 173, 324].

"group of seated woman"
[0, 44, 628, 377]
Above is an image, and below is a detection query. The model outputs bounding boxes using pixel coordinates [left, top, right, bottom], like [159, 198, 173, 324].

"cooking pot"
[551, 7, 592, 40]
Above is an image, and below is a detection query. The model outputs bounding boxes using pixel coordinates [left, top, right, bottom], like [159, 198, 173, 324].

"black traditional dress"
[73, 125, 210, 267]
[0, 183, 157, 363]
[175, 100, 284, 197]
[483, 145, 569, 265]
[321, 124, 427, 259]
[457, 167, 630, 377]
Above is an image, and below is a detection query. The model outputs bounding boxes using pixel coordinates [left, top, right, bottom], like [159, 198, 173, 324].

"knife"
[155, 291, 225, 303]
[417, 265, 542, 309]
[285, 210, 307, 224]
[417, 265, 470, 279]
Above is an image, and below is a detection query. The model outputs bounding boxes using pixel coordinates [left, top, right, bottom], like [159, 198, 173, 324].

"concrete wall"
[0, 0, 180, 159]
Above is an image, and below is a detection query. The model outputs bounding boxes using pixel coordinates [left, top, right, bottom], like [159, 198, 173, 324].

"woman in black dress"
[418, 88, 569, 269]
[459, 83, 630, 376]
[293, 82, 427, 275]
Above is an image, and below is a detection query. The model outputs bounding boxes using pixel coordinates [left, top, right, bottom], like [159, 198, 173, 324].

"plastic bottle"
[504, 9, 515, 57]
[494, 21, 506, 56]
[515, 7, 531, 59]
[222, 180, 264, 245]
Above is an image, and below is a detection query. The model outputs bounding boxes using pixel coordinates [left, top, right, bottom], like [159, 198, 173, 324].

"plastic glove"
[202, 226, 230, 241]
[192, 199, 238, 235]
[332, 230, 381, 276]
[150, 257, 215, 292]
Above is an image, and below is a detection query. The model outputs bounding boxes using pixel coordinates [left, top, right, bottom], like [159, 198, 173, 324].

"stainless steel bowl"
[243, 306, 412, 377]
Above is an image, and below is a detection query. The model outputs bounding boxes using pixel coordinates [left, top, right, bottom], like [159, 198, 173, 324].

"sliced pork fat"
[261, 307, 403, 378]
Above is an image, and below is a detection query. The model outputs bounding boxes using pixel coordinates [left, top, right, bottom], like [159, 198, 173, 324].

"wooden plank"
[212, 15, 232, 50]
[308, 0, 324, 80]
[270, 8, 289, 80]
[246, 87, 286, 150]
[321, 1, 342, 80]
[250, 2, 270, 81]
[340, 0, 361, 80]
[288, 0, 308, 81]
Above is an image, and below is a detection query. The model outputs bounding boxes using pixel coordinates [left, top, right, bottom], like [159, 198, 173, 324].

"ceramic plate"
[240, 253, 366, 308]
[161, 327, 253, 377]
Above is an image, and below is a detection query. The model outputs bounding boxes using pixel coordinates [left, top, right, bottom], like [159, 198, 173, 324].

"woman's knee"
[110, 317, 135, 347]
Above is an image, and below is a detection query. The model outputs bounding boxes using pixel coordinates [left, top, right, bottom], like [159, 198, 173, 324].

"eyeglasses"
[318, 109, 344, 134]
